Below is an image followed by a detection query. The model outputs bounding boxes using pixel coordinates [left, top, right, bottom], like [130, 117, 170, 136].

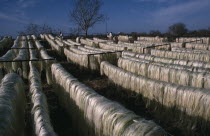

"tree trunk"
[85, 29, 88, 37]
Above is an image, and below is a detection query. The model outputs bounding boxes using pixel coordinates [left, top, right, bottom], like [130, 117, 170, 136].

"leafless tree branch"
[70, 0, 105, 37]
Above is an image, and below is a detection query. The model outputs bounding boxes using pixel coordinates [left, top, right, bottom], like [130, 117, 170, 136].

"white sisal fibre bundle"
[48, 34, 55, 40]
[0, 37, 13, 49]
[45, 35, 58, 50]
[93, 37, 109, 43]
[65, 48, 121, 71]
[185, 43, 210, 50]
[99, 42, 126, 51]
[134, 41, 157, 45]
[0, 50, 16, 73]
[31, 35, 37, 40]
[118, 57, 210, 88]
[78, 46, 103, 53]
[172, 47, 210, 54]
[40, 34, 45, 39]
[40, 49, 54, 60]
[130, 55, 209, 73]
[100, 61, 210, 132]
[130, 46, 150, 54]
[86, 46, 122, 60]
[170, 42, 185, 48]
[122, 55, 151, 64]
[122, 51, 154, 61]
[55, 39, 64, 47]
[86, 38, 101, 46]
[137, 36, 168, 43]
[80, 38, 98, 47]
[108, 42, 151, 53]
[11, 37, 20, 55]
[117, 41, 151, 47]
[12, 41, 29, 78]
[45, 35, 63, 55]
[119, 42, 170, 51]
[123, 51, 210, 69]
[0, 73, 26, 136]
[29, 41, 44, 73]
[151, 49, 210, 62]
[118, 35, 133, 42]
[84, 45, 113, 52]
[88, 53, 121, 71]
[177, 37, 210, 44]
[51, 63, 167, 136]
[21, 36, 27, 41]
[28, 41, 38, 60]
[35, 40, 44, 50]
[69, 47, 90, 54]
[15, 39, 28, 60]
[40, 49, 55, 85]
[62, 40, 74, 47]
[27, 35, 32, 40]
[67, 39, 81, 46]
[64, 48, 89, 68]
[29, 62, 57, 136]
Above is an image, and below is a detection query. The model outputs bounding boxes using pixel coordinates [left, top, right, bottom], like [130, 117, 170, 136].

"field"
[0, 34, 210, 136]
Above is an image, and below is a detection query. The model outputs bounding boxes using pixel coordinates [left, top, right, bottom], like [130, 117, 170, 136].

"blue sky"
[0, 0, 210, 36]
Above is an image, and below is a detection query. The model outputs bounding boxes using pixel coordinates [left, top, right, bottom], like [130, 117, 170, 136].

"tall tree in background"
[168, 23, 188, 36]
[70, 0, 105, 37]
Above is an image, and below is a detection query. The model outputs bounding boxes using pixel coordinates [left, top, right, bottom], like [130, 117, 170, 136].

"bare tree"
[40, 24, 53, 34]
[18, 23, 54, 36]
[18, 23, 39, 36]
[70, 0, 105, 37]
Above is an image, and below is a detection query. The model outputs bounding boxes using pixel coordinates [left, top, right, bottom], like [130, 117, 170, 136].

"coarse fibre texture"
[0, 73, 26, 136]
[0, 50, 16, 73]
[122, 55, 209, 73]
[118, 57, 210, 88]
[123, 51, 210, 69]
[172, 47, 210, 54]
[29, 62, 57, 136]
[80, 38, 98, 47]
[100, 61, 210, 134]
[12, 40, 29, 79]
[185, 43, 210, 50]
[51, 63, 167, 136]
[64, 48, 121, 71]
[151, 49, 210, 62]
[45, 35, 63, 56]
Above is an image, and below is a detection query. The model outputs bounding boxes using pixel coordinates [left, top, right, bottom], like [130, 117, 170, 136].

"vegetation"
[168, 23, 188, 36]
[70, 0, 105, 37]
[18, 23, 57, 36]
[125, 23, 210, 42]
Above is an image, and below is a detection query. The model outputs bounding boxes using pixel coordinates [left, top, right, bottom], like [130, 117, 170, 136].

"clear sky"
[0, 0, 210, 36]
